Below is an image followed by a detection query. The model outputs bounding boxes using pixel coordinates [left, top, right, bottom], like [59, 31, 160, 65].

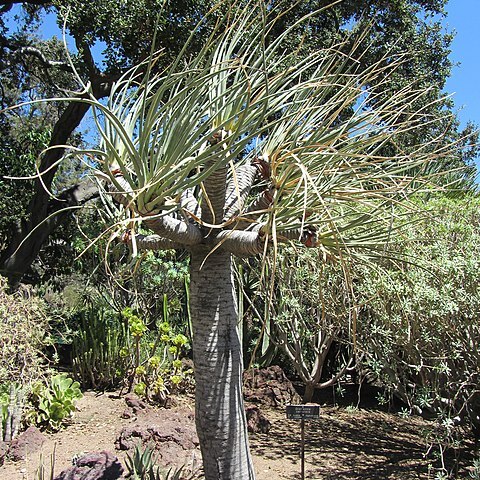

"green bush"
[121, 307, 194, 404]
[357, 197, 480, 420]
[0, 276, 50, 385]
[71, 300, 193, 402]
[26, 373, 82, 431]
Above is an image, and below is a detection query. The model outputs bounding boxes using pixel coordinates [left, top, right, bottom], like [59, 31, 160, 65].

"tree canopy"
[0, 0, 477, 285]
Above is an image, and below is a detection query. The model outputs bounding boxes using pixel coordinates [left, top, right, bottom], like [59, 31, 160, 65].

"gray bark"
[202, 152, 228, 226]
[1, 75, 116, 286]
[223, 164, 258, 222]
[180, 188, 201, 219]
[143, 214, 203, 246]
[130, 233, 183, 251]
[213, 229, 265, 257]
[189, 247, 255, 479]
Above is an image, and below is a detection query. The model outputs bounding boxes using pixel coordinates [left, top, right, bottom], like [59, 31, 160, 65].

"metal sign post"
[301, 417, 305, 479]
[286, 405, 320, 480]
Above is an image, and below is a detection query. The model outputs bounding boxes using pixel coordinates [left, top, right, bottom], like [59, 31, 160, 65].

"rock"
[124, 393, 149, 413]
[115, 409, 199, 467]
[8, 426, 46, 461]
[245, 405, 271, 434]
[243, 365, 301, 407]
[120, 409, 132, 419]
[53, 451, 123, 480]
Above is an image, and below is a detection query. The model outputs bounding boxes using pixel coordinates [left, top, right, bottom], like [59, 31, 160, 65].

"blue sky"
[443, 0, 480, 177]
[444, 0, 480, 132]
[4, 1, 480, 177]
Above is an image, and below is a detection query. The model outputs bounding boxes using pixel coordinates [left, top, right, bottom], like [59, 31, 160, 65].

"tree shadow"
[250, 406, 476, 479]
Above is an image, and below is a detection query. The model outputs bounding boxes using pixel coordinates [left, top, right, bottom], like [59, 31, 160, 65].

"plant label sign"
[286, 404, 320, 420]
[286, 404, 320, 480]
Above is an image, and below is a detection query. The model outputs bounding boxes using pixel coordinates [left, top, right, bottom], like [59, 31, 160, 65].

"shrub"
[354, 196, 480, 476]
[26, 373, 82, 431]
[121, 308, 194, 404]
[71, 301, 193, 402]
[357, 197, 480, 423]
[0, 276, 50, 385]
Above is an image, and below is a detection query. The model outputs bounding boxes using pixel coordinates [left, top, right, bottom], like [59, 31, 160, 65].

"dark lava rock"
[8, 426, 46, 461]
[243, 365, 301, 407]
[53, 451, 124, 480]
[124, 393, 149, 413]
[245, 404, 271, 434]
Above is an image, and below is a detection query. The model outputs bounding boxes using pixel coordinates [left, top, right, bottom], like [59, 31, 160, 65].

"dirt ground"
[1, 390, 477, 480]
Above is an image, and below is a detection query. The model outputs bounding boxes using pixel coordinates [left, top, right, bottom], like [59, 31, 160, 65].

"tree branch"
[122, 232, 183, 251]
[201, 130, 229, 225]
[0, 75, 117, 286]
[213, 229, 265, 257]
[276, 226, 318, 247]
[180, 188, 201, 219]
[10, 45, 74, 73]
[144, 214, 203, 246]
[234, 187, 274, 230]
[74, 36, 99, 78]
[99, 173, 203, 247]
[317, 353, 356, 390]
[0, 178, 99, 286]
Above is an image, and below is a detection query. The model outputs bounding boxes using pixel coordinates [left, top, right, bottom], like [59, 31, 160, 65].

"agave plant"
[125, 443, 198, 480]
[125, 443, 157, 479]
[35, 1, 463, 478]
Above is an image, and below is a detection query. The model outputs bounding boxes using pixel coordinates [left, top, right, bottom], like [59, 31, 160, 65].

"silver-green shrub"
[0, 276, 50, 384]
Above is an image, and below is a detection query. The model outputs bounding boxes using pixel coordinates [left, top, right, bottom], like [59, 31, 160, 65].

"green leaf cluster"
[27, 374, 82, 431]
[123, 307, 148, 338]
[128, 317, 193, 405]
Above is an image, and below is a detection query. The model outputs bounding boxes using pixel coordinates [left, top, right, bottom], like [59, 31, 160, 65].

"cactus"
[72, 306, 129, 389]
[0, 382, 25, 441]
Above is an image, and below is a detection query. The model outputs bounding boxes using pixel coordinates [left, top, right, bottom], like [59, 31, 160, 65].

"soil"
[0, 388, 477, 480]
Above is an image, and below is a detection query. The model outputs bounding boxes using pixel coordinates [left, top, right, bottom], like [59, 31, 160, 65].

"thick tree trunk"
[303, 381, 317, 404]
[1, 78, 114, 286]
[0, 178, 99, 286]
[189, 247, 255, 480]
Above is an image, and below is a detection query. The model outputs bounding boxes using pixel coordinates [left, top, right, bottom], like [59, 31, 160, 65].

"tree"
[261, 247, 356, 403]
[37, 1, 467, 476]
[0, 7, 104, 284]
[0, 0, 477, 287]
[0, 0, 216, 285]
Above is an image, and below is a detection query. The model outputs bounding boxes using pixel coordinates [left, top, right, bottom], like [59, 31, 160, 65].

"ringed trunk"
[189, 246, 255, 479]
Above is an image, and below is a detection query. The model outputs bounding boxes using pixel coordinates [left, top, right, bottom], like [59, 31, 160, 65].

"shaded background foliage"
[356, 195, 480, 432]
